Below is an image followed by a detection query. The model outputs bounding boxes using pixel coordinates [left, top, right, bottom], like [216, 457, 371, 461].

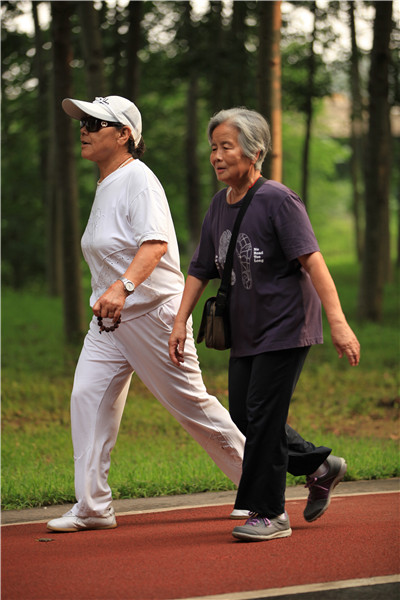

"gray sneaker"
[47, 506, 117, 532]
[232, 512, 292, 542]
[304, 455, 347, 522]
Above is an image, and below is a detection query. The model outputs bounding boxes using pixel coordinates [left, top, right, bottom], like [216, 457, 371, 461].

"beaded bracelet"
[97, 316, 121, 334]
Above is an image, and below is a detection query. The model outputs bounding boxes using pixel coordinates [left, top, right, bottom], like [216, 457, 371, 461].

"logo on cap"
[95, 97, 110, 105]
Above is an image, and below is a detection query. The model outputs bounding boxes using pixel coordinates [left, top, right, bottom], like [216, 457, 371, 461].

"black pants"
[230, 347, 330, 517]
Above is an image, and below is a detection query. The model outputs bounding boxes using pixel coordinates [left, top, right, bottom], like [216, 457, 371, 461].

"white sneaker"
[47, 507, 117, 532]
[230, 508, 251, 519]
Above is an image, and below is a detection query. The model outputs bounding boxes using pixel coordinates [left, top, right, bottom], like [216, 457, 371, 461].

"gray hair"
[207, 107, 271, 171]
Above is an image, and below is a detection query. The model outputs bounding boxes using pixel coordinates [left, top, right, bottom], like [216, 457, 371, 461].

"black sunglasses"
[80, 116, 123, 133]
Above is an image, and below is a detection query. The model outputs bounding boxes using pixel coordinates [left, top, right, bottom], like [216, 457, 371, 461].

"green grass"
[2, 108, 399, 511]
[2, 261, 399, 511]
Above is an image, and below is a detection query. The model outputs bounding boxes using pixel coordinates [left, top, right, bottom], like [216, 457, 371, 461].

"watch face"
[125, 281, 135, 292]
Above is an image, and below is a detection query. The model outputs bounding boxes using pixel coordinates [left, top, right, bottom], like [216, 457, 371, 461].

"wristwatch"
[118, 277, 135, 294]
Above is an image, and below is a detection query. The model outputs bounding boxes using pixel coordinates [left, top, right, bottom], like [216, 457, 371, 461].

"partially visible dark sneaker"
[304, 455, 347, 522]
[232, 512, 292, 542]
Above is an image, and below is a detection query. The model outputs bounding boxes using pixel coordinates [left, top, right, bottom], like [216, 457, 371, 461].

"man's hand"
[93, 280, 126, 322]
[92, 240, 168, 323]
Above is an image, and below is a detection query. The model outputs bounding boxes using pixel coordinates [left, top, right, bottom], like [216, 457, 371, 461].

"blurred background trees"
[1, 0, 398, 342]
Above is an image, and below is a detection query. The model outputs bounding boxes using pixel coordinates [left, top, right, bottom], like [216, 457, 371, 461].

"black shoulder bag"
[196, 177, 266, 350]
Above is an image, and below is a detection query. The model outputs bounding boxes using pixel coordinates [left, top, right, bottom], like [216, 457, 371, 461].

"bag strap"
[216, 176, 266, 308]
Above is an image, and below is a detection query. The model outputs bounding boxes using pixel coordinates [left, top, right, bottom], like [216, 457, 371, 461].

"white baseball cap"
[62, 95, 142, 143]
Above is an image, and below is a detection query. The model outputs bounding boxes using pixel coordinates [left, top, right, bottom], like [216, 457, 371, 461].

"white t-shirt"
[81, 159, 184, 320]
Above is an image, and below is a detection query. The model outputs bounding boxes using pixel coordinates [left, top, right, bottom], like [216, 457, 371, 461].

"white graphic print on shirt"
[236, 233, 252, 290]
[217, 229, 236, 285]
[216, 229, 254, 290]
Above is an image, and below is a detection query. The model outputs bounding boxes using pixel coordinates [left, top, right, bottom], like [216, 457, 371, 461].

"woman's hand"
[330, 321, 361, 366]
[169, 321, 187, 366]
[93, 281, 126, 322]
[298, 252, 360, 367]
[168, 275, 209, 367]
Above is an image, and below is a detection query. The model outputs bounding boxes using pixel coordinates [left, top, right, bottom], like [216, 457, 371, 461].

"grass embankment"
[2, 263, 399, 511]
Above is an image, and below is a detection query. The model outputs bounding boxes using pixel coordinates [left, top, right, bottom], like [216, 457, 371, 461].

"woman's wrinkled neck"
[226, 169, 261, 204]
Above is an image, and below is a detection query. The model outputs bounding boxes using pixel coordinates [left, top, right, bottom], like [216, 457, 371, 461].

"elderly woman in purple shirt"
[169, 107, 360, 542]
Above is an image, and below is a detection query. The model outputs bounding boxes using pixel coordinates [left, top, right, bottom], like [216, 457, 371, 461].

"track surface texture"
[2, 480, 399, 600]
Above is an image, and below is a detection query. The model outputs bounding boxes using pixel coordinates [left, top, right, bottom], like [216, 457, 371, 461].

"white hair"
[207, 107, 272, 170]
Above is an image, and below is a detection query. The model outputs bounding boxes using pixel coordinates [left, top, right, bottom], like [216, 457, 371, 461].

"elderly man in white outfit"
[47, 96, 344, 533]
[47, 96, 244, 531]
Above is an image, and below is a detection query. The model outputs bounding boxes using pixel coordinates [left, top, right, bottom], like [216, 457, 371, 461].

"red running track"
[2, 492, 399, 600]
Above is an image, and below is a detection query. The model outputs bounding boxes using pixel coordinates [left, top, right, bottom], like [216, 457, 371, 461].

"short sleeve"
[128, 186, 169, 247]
[188, 210, 219, 280]
[273, 194, 320, 261]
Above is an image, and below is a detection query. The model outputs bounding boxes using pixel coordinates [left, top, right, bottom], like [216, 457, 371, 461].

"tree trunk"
[270, 1, 282, 183]
[257, 1, 271, 178]
[125, 0, 143, 101]
[185, 75, 201, 257]
[32, 2, 61, 295]
[206, 0, 225, 197]
[348, 1, 366, 263]
[78, 1, 106, 98]
[257, 1, 282, 182]
[301, 1, 317, 209]
[32, 3, 48, 184]
[108, 3, 125, 95]
[208, 1, 225, 113]
[51, 1, 86, 343]
[230, 1, 249, 107]
[46, 100, 63, 297]
[358, 1, 393, 321]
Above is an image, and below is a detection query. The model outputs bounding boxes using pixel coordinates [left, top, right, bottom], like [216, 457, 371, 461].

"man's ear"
[118, 126, 131, 145]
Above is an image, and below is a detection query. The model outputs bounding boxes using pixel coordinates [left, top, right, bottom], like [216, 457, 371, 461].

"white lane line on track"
[2, 489, 399, 526]
[116, 488, 400, 516]
[177, 575, 400, 600]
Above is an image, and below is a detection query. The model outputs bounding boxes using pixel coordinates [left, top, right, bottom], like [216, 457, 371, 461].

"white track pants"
[70, 296, 245, 517]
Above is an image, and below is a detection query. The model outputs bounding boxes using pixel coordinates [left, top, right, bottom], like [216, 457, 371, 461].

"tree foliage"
[1, 0, 398, 327]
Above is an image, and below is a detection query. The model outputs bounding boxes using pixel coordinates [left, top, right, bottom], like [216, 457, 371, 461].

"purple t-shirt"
[189, 179, 323, 357]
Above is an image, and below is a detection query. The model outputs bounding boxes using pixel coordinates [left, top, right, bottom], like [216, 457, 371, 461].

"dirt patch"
[325, 411, 399, 440]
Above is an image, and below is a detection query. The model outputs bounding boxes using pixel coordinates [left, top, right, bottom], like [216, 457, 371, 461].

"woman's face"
[210, 122, 254, 188]
[80, 121, 127, 164]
